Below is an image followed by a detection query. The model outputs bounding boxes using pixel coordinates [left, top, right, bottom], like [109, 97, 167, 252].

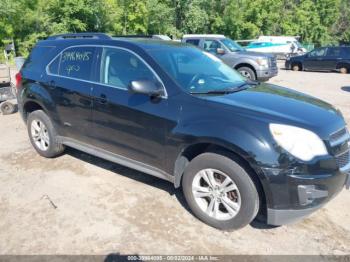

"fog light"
[298, 185, 328, 206]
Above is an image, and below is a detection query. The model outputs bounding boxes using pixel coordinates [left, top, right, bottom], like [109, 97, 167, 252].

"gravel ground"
[0, 65, 349, 255]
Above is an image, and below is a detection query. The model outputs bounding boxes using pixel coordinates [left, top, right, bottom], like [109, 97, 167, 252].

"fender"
[20, 81, 62, 131]
[170, 115, 279, 207]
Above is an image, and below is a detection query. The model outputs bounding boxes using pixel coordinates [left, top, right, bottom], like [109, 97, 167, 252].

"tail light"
[15, 72, 22, 89]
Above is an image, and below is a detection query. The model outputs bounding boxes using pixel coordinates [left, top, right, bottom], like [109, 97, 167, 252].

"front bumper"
[264, 167, 349, 226]
[256, 67, 278, 81]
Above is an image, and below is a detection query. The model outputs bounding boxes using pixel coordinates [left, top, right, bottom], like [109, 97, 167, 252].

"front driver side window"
[203, 40, 223, 54]
[309, 48, 327, 57]
[100, 47, 158, 90]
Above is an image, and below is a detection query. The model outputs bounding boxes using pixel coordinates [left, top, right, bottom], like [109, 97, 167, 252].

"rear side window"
[327, 47, 341, 57]
[99, 47, 158, 89]
[341, 47, 350, 57]
[48, 55, 60, 75]
[58, 46, 96, 80]
[23, 46, 55, 73]
[186, 39, 200, 46]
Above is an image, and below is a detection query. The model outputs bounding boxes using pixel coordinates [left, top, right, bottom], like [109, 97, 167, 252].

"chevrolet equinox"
[16, 33, 350, 230]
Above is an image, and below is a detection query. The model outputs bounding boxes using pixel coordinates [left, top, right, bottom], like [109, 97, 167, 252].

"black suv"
[285, 46, 350, 73]
[17, 33, 350, 230]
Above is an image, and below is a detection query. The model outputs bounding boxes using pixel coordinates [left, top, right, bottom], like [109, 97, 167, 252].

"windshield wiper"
[190, 81, 260, 95]
[190, 86, 247, 95]
[235, 80, 261, 89]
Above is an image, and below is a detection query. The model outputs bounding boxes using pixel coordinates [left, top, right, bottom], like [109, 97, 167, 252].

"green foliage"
[0, 0, 349, 56]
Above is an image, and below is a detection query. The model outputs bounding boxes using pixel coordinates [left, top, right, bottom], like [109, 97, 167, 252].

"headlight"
[269, 124, 328, 161]
[257, 58, 269, 67]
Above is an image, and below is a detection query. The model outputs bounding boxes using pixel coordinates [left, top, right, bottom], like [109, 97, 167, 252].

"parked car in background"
[182, 34, 278, 81]
[17, 33, 350, 231]
[285, 46, 350, 74]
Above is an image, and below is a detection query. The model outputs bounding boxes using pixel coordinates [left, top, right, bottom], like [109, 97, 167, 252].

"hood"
[201, 83, 344, 137]
[290, 53, 306, 60]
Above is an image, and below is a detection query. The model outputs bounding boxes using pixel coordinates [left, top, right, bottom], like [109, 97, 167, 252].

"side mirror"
[216, 48, 226, 55]
[129, 79, 164, 97]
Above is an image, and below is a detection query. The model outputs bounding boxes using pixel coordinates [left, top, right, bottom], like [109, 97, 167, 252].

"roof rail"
[47, 33, 111, 40]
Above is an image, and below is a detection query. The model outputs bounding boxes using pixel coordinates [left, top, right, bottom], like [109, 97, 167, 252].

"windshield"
[221, 38, 244, 52]
[148, 46, 246, 93]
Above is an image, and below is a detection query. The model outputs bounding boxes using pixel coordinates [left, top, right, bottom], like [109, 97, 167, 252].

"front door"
[90, 47, 168, 169]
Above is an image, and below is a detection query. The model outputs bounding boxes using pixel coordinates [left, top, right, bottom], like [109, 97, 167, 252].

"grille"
[269, 57, 277, 68]
[336, 150, 350, 169]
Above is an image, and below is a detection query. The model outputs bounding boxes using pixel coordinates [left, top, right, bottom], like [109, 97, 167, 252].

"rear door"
[46, 46, 96, 143]
[323, 47, 342, 70]
[304, 47, 327, 70]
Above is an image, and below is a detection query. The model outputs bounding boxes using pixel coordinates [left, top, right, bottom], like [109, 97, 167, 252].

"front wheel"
[182, 153, 259, 231]
[237, 67, 256, 80]
[339, 67, 348, 74]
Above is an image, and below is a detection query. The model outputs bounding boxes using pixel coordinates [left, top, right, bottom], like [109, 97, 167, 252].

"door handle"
[98, 94, 107, 104]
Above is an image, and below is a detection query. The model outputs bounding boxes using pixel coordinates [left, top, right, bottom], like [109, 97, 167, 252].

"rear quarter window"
[341, 47, 350, 58]
[22, 46, 55, 73]
[185, 39, 200, 46]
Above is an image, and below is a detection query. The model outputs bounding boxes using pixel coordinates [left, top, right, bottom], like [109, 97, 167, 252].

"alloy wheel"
[239, 70, 252, 79]
[31, 119, 50, 151]
[192, 168, 241, 221]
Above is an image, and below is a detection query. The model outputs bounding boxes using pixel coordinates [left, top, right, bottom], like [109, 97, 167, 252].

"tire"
[27, 110, 65, 158]
[292, 63, 301, 71]
[237, 67, 256, 80]
[0, 101, 16, 115]
[182, 152, 259, 231]
[339, 67, 348, 74]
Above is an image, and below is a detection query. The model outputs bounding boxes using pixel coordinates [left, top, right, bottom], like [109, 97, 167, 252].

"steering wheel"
[188, 74, 208, 91]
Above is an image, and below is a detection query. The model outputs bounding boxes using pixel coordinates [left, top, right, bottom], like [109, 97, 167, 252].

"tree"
[1, 0, 349, 56]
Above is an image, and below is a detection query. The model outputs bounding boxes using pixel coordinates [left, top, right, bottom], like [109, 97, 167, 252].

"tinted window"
[186, 39, 200, 46]
[59, 46, 96, 80]
[341, 47, 350, 57]
[48, 55, 60, 74]
[23, 46, 54, 73]
[309, 48, 327, 57]
[100, 47, 158, 89]
[327, 47, 341, 57]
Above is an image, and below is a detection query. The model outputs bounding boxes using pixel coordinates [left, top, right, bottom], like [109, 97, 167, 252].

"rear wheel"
[237, 67, 256, 80]
[27, 110, 65, 158]
[182, 152, 259, 231]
